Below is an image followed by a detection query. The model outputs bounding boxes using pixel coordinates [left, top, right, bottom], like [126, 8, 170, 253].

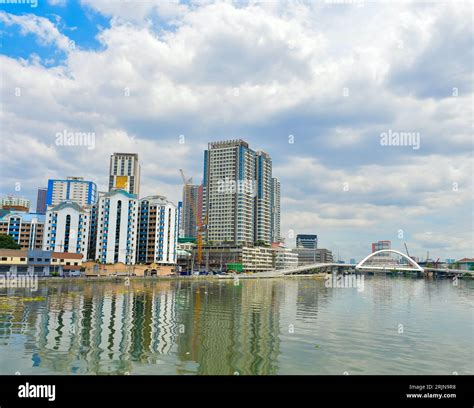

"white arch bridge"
[232, 250, 468, 279]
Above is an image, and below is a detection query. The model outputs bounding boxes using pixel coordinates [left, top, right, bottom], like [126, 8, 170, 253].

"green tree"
[0, 234, 21, 249]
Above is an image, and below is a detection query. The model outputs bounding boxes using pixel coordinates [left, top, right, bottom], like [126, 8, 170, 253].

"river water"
[0, 276, 472, 375]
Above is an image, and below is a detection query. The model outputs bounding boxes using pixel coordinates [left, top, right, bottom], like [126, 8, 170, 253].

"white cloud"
[48, 0, 67, 6]
[0, 12, 71, 51]
[0, 1, 472, 260]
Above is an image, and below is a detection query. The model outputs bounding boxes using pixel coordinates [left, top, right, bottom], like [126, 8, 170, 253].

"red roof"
[52, 252, 83, 260]
[457, 258, 474, 263]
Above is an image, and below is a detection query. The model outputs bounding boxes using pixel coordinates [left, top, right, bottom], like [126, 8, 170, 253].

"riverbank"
[31, 273, 328, 284]
[21, 270, 474, 284]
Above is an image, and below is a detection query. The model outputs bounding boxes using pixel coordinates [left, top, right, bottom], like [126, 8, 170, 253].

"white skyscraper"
[271, 177, 281, 243]
[94, 189, 139, 264]
[255, 151, 272, 245]
[203, 140, 256, 245]
[43, 201, 90, 259]
[109, 153, 141, 197]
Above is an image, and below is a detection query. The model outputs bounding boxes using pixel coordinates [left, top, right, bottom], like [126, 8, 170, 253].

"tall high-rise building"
[109, 153, 140, 197]
[296, 234, 318, 249]
[203, 140, 256, 245]
[182, 184, 202, 238]
[46, 177, 97, 208]
[36, 188, 47, 214]
[0, 195, 30, 212]
[270, 177, 281, 243]
[94, 189, 139, 264]
[137, 195, 178, 265]
[254, 151, 272, 245]
[42, 201, 90, 259]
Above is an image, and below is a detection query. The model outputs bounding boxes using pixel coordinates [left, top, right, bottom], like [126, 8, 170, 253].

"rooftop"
[0, 249, 28, 257]
[49, 201, 86, 212]
[0, 211, 45, 223]
[209, 139, 249, 149]
[103, 189, 138, 200]
[457, 258, 474, 263]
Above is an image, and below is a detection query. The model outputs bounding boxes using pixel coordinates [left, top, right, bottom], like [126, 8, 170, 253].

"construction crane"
[404, 242, 410, 258]
[180, 169, 208, 269]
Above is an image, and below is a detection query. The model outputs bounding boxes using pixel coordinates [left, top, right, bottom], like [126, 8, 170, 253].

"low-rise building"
[27, 250, 52, 276]
[0, 249, 82, 276]
[291, 247, 333, 266]
[274, 247, 299, 270]
[0, 249, 28, 275]
[455, 258, 474, 271]
[242, 246, 274, 272]
[50, 252, 83, 276]
[195, 244, 277, 273]
[198, 244, 243, 272]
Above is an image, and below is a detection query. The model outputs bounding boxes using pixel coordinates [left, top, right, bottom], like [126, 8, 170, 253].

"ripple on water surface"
[0, 277, 472, 375]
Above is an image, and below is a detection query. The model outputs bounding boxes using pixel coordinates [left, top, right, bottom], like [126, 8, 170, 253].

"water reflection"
[0, 277, 472, 375]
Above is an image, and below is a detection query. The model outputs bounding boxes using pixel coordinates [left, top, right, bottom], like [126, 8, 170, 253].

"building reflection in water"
[0, 280, 283, 375]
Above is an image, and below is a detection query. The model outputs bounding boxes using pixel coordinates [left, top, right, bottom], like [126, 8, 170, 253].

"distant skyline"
[0, 1, 472, 261]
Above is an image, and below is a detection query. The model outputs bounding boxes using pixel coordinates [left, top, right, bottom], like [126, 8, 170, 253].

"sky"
[0, 0, 472, 262]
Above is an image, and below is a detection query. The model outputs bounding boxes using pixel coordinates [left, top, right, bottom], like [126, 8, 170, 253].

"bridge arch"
[356, 249, 424, 272]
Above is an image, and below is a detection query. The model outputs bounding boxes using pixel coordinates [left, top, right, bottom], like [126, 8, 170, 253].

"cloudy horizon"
[0, 0, 472, 261]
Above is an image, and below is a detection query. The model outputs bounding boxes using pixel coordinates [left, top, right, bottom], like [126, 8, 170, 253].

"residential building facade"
[137, 195, 178, 265]
[203, 140, 257, 245]
[203, 140, 279, 247]
[0, 211, 44, 250]
[42, 201, 90, 259]
[94, 189, 139, 264]
[0, 196, 30, 212]
[46, 177, 97, 208]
